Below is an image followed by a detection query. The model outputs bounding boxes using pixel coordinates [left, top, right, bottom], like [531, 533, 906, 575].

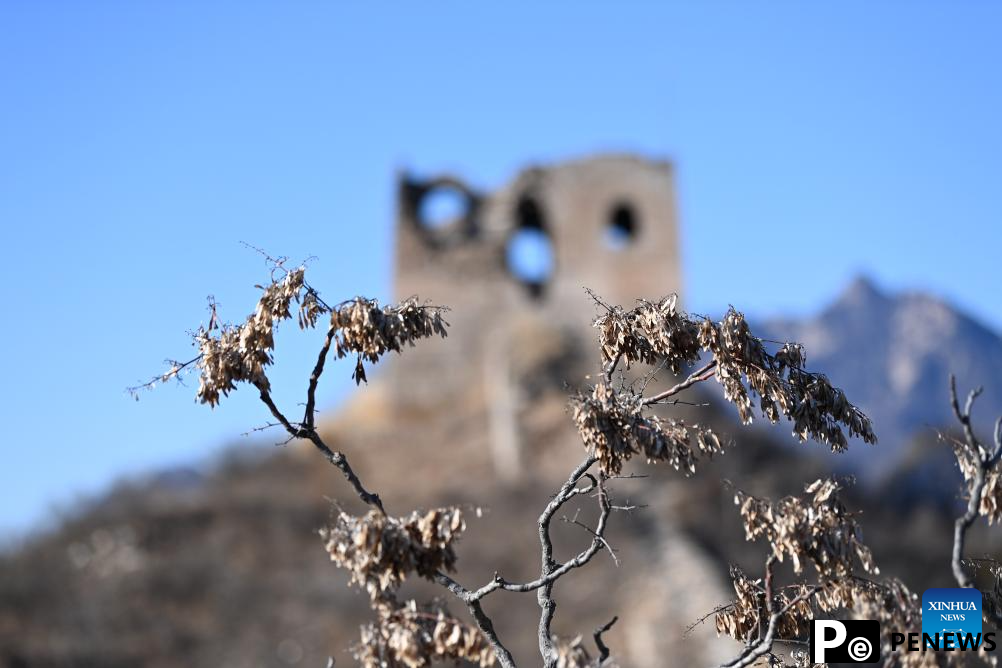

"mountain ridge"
[758, 274, 1002, 478]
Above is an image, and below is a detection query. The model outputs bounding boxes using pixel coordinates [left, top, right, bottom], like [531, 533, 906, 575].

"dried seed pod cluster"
[714, 571, 930, 666]
[571, 383, 723, 475]
[331, 296, 449, 384]
[951, 440, 1002, 523]
[333, 297, 449, 360]
[320, 507, 464, 600]
[700, 309, 876, 451]
[735, 478, 876, 577]
[195, 267, 318, 406]
[191, 268, 312, 404]
[714, 566, 815, 640]
[352, 599, 495, 668]
[590, 294, 876, 455]
[594, 294, 701, 373]
[190, 266, 449, 404]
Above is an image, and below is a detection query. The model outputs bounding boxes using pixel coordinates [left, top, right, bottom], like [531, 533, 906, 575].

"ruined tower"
[379, 154, 683, 477]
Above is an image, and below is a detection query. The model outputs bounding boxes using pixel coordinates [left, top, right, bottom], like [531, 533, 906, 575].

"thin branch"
[950, 375, 985, 457]
[604, 352, 623, 384]
[256, 383, 385, 514]
[433, 456, 606, 668]
[642, 361, 717, 406]
[257, 385, 304, 436]
[592, 616, 618, 663]
[127, 355, 202, 396]
[950, 375, 987, 589]
[538, 457, 607, 668]
[684, 604, 732, 638]
[466, 599, 518, 668]
[304, 319, 339, 429]
[560, 514, 618, 566]
[948, 376, 1002, 628]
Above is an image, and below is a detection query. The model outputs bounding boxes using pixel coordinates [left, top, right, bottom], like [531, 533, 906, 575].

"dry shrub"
[320, 507, 465, 600]
[353, 598, 495, 668]
[734, 478, 876, 577]
[571, 382, 722, 475]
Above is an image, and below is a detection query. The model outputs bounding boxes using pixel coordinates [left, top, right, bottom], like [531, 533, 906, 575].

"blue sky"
[2, 2, 1002, 537]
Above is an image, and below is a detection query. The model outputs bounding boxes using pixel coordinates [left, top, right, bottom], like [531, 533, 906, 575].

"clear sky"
[2, 2, 1002, 538]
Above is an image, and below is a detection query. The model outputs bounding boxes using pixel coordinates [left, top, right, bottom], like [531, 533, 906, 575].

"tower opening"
[505, 196, 554, 299]
[605, 201, 639, 249]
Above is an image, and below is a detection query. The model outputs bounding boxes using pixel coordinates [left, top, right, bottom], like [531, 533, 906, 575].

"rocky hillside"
[759, 276, 1002, 479]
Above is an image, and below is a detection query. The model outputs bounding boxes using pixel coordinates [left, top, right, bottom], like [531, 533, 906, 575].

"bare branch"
[257, 384, 385, 514]
[592, 615, 618, 663]
[127, 355, 202, 397]
[304, 320, 339, 429]
[948, 376, 1002, 629]
[466, 599, 518, 668]
[642, 360, 717, 406]
[538, 456, 608, 668]
[256, 384, 305, 437]
[604, 352, 623, 384]
[950, 375, 985, 457]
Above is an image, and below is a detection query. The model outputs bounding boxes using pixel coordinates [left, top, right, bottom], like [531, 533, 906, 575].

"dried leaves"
[333, 296, 450, 366]
[594, 294, 701, 373]
[321, 508, 497, 667]
[735, 478, 876, 577]
[701, 309, 876, 451]
[714, 567, 815, 641]
[353, 599, 495, 668]
[196, 267, 315, 406]
[190, 267, 449, 405]
[589, 294, 876, 457]
[571, 382, 723, 475]
[320, 507, 464, 600]
[951, 438, 1002, 523]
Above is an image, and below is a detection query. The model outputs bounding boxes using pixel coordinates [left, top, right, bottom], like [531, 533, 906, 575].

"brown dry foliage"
[353, 598, 495, 668]
[571, 382, 722, 476]
[589, 296, 875, 460]
[188, 266, 449, 405]
[320, 507, 465, 601]
[951, 439, 1002, 524]
[734, 478, 876, 578]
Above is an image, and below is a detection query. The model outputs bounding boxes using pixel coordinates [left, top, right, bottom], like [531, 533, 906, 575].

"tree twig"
[642, 361, 717, 406]
[304, 320, 339, 430]
[948, 376, 1002, 628]
[593, 615, 618, 662]
[256, 383, 385, 514]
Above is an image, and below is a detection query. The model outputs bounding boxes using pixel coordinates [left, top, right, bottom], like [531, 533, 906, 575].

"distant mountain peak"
[834, 274, 888, 309]
[759, 276, 1002, 480]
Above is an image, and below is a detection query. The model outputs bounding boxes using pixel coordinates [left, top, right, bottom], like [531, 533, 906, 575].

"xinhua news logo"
[811, 620, 880, 663]
[922, 587, 981, 649]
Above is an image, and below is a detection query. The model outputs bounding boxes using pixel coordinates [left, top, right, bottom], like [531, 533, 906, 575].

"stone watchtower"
[382, 154, 683, 477]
